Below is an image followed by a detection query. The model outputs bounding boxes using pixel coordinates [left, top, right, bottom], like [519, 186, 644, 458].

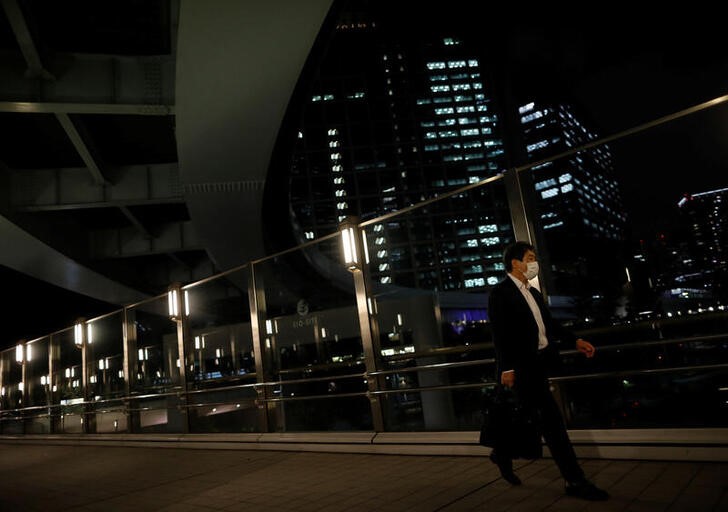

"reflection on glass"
[185, 267, 256, 388]
[86, 312, 125, 400]
[128, 296, 179, 393]
[26, 337, 50, 408]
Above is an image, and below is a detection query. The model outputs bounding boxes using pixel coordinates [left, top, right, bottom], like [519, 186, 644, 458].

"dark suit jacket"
[488, 275, 576, 398]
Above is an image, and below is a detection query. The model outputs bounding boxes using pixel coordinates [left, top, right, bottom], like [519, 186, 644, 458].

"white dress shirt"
[508, 273, 549, 350]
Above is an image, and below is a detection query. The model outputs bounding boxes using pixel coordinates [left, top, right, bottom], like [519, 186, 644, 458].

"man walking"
[487, 241, 609, 501]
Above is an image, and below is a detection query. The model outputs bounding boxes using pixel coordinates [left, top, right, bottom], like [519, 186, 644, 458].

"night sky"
[2, 265, 117, 350]
[496, 12, 728, 241]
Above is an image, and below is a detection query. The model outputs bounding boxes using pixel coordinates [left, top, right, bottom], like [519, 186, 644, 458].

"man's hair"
[502, 241, 535, 272]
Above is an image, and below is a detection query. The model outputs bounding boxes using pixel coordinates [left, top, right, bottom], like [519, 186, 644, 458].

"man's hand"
[501, 369, 515, 388]
[576, 338, 596, 358]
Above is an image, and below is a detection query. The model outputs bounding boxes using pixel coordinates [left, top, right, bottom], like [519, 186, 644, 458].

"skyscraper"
[518, 102, 628, 303]
[671, 187, 728, 304]
[286, 3, 628, 309]
[289, 10, 513, 293]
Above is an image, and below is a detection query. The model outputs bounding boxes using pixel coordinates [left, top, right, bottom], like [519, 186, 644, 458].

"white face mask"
[524, 261, 539, 280]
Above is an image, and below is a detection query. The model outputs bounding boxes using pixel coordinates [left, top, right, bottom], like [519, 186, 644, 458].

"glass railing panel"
[22, 336, 52, 433]
[25, 336, 50, 408]
[91, 399, 128, 433]
[127, 295, 180, 394]
[58, 403, 85, 433]
[86, 311, 125, 401]
[254, 236, 361, 371]
[129, 394, 186, 433]
[186, 386, 260, 433]
[1, 346, 23, 410]
[252, 233, 366, 430]
[52, 327, 83, 403]
[379, 385, 492, 432]
[362, 176, 512, 357]
[184, 266, 256, 389]
[556, 332, 728, 379]
[273, 395, 373, 431]
[360, 179, 512, 428]
[556, 366, 728, 429]
[0, 346, 23, 433]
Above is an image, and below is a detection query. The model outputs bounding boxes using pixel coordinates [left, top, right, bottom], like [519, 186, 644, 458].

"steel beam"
[55, 113, 107, 185]
[0, 0, 53, 80]
[9, 163, 183, 210]
[0, 101, 175, 115]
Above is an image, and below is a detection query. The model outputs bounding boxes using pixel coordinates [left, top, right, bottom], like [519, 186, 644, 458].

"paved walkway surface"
[0, 443, 726, 511]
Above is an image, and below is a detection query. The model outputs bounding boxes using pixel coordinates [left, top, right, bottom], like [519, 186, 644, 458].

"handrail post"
[340, 216, 386, 431]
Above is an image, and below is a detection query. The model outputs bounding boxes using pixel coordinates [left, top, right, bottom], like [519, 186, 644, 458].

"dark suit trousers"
[518, 355, 585, 483]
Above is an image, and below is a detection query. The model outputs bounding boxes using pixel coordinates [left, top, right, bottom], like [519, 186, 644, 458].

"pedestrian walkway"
[0, 443, 726, 511]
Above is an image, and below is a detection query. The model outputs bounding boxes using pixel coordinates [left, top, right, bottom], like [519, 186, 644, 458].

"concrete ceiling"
[0, 0, 333, 312]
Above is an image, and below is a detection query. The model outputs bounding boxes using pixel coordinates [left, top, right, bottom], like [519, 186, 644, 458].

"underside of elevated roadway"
[0, 0, 334, 314]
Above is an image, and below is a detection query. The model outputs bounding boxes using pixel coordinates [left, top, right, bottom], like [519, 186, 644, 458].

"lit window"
[541, 188, 559, 199]
[519, 102, 535, 114]
[478, 224, 497, 233]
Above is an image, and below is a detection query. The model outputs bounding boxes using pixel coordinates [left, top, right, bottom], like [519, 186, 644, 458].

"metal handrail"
[2, 332, 726, 419]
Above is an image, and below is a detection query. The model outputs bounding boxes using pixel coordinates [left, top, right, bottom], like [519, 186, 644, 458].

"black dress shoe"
[565, 479, 609, 501]
[489, 452, 521, 485]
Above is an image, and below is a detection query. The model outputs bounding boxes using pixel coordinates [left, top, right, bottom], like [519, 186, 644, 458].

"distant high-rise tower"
[286, 6, 627, 302]
[518, 101, 628, 299]
[675, 187, 728, 302]
[289, 19, 513, 292]
[678, 187, 727, 268]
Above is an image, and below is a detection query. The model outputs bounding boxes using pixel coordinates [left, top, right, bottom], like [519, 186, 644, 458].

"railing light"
[166, 284, 189, 320]
[74, 322, 83, 346]
[339, 216, 361, 271]
[342, 226, 357, 269]
[168, 288, 179, 319]
[361, 231, 370, 264]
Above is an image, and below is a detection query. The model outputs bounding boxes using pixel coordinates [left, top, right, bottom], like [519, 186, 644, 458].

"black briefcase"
[479, 385, 543, 460]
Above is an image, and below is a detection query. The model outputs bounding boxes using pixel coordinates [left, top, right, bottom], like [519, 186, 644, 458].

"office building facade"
[287, 7, 627, 304]
[289, 16, 513, 292]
